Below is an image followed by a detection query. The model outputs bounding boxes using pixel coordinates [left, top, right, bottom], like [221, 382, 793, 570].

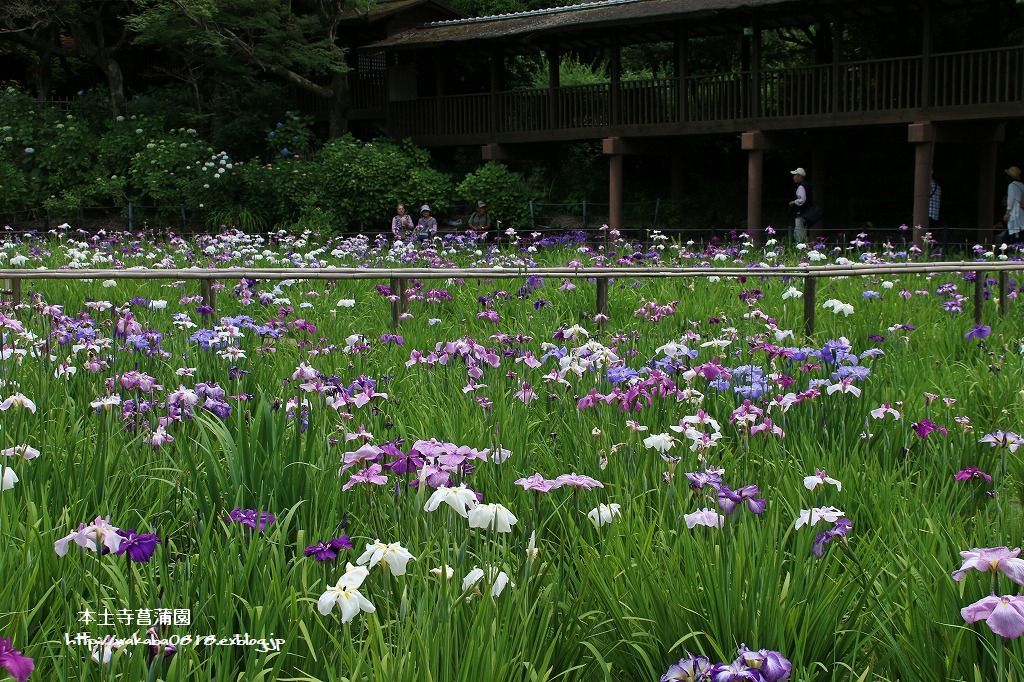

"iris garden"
[0, 227, 1023, 681]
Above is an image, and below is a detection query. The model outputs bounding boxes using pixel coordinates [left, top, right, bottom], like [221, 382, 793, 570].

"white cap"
[420, 204, 431, 213]
[790, 167, 807, 176]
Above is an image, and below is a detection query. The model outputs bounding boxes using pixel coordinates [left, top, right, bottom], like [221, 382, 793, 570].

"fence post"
[180, 205, 188, 232]
[201, 278, 216, 314]
[128, 201, 134, 231]
[9, 278, 21, 306]
[999, 271, 1008, 316]
[398, 277, 408, 316]
[803, 276, 816, 337]
[652, 197, 661, 231]
[595, 276, 609, 323]
[529, 200, 535, 230]
[390, 277, 401, 328]
[582, 200, 587, 230]
[974, 271, 984, 326]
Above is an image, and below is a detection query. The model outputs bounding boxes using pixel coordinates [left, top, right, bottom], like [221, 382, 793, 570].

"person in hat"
[788, 167, 821, 242]
[1003, 166, 1023, 241]
[390, 203, 415, 241]
[467, 201, 491, 239]
[415, 204, 438, 241]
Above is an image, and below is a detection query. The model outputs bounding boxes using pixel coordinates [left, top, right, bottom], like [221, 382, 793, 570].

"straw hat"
[1007, 166, 1022, 180]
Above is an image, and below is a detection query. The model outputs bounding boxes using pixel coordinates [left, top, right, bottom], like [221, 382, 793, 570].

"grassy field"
[0, 228, 1023, 681]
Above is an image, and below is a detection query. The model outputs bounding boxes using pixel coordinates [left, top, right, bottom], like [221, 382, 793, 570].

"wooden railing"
[388, 46, 1023, 140]
[2, 261, 1019, 333]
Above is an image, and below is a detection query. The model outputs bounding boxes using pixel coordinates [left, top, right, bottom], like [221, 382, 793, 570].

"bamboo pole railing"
[0, 261, 1019, 335]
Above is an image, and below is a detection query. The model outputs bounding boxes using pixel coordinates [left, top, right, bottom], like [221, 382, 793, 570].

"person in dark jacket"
[788, 167, 821, 242]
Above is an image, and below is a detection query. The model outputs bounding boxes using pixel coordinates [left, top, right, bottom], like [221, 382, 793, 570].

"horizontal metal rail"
[0, 262, 1018, 334]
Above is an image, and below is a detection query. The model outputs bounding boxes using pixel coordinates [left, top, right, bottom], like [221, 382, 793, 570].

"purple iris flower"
[812, 517, 853, 557]
[0, 638, 33, 682]
[304, 536, 353, 561]
[965, 324, 992, 340]
[737, 647, 792, 681]
[685, 471, 723, 491]
[147, 627, 177, 660]
[955, 467, 992, 484]
[661, 652, 712, 681]
[911, 419, 947, 439]
[552, 473, 604, 491]
[717, 485, 767, 515]
[710, 661, 762, 682]
[115, 529, 160, 563]
[227, 508, 276, 533]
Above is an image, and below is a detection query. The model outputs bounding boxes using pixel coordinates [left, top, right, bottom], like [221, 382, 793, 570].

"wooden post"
[803, 276, 816, 337]
[390, 277, 401, 328]
[609, 32, 621, 126]
[747, 148, 764, 246]
[9, 277, 21, 306]
[909, 122, 934, 250]
[398, 277, 408, 315]
[674, 25, 689, 122]
[608, 152, 624, 230]
[978, 139, 998, 244]
[749, 20, 762, 119]
[999, 270, 1008, 316]
[201, 278, 216, 313]
[974, 271, 984, 325]
[595, 277, 609, 323]
[547, 44, 560, 128]
[830, 16, 843, 114]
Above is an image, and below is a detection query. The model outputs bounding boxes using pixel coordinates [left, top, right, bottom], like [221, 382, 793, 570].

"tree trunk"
[98, 55, 127, 117]
[32, 54, 52, 104]
[328, 71, 350, 138]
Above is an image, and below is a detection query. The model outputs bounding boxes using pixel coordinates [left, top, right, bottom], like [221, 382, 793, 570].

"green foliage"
[264, 110, 316, 160]
[457, 162, 532, 228]
[305, 135, 454, 230]
[127, 128, 221, 208]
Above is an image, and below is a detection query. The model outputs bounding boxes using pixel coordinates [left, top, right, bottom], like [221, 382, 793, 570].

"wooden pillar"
[489, 47, 503, 135]
[609, 151, 624, 230]
[674, 25, 689, 122]
[547, 45, 560, 129]
[9, 277, 21, 306]
[742, 130, 768, 246]
[201, 278, 216, 314]
[831, 17, 843, 114]
[999, 271, 1009, 316]
[595, 277, 609, 322]
[749, 20, 762, 119]
[609, 32, 621, 126]
[978, 139, 998, 244]
[920, 0, 933, 108]
[974, 271, 984, 325]
[803, 277, 817, 337]
[909, 121, 934, 249]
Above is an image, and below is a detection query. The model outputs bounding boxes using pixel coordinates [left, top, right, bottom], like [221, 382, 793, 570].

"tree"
[0, 1, 132, 116]
[131, 0, 352, 137]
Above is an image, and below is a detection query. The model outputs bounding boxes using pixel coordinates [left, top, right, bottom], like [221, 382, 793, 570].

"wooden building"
[355, 0, 1023, 244]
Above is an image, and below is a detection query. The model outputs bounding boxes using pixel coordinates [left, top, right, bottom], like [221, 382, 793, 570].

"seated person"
[415, 204, 438, 240]
[467, 201, 491, 237]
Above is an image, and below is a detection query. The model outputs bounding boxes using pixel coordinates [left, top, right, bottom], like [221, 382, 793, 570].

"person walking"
[415, 204, 438, 241]
[390, 203, 414, 241]
[788, 167, 821, 242]
[1002, 166, 1024, 243]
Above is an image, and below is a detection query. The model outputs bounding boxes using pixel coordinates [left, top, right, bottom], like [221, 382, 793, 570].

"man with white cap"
[788, 167, 820, 242]
[1003, 166, 1023, 242]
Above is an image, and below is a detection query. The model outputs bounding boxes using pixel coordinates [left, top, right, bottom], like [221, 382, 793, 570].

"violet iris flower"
[685, 471, 723, 491]
[911, 419, 947, 439]
[0, 638, 33, 682]
[304, 536, 353, 561]
[342, 463, 388, 491]
[965, 324, 992, 340]
[954, 467, 992, 484]
[737, 647, 792, 681]
[710, 661, 762, 681]
[552, 473, 604, 491]
[812, 518, 853, 557]
[717, 485, 767, 515]
[661, 653, 712, 681]
[961, 594, 1024, 639]
[147, 627, 177, 660]
[952, 547, 1024, 584]
[514, 473, 559, 493]
[227, 508, 276, 533]
[115, 529, 160, 563]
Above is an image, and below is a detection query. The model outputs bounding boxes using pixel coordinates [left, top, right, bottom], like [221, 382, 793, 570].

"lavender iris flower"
[717, 485, 767, 515]
[965, 324, 992, 340]
[812, 518, 853, 557]
[710, 661, 762, 681]
[738, 647, 792, 681]
[661, 653, 712, 681]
